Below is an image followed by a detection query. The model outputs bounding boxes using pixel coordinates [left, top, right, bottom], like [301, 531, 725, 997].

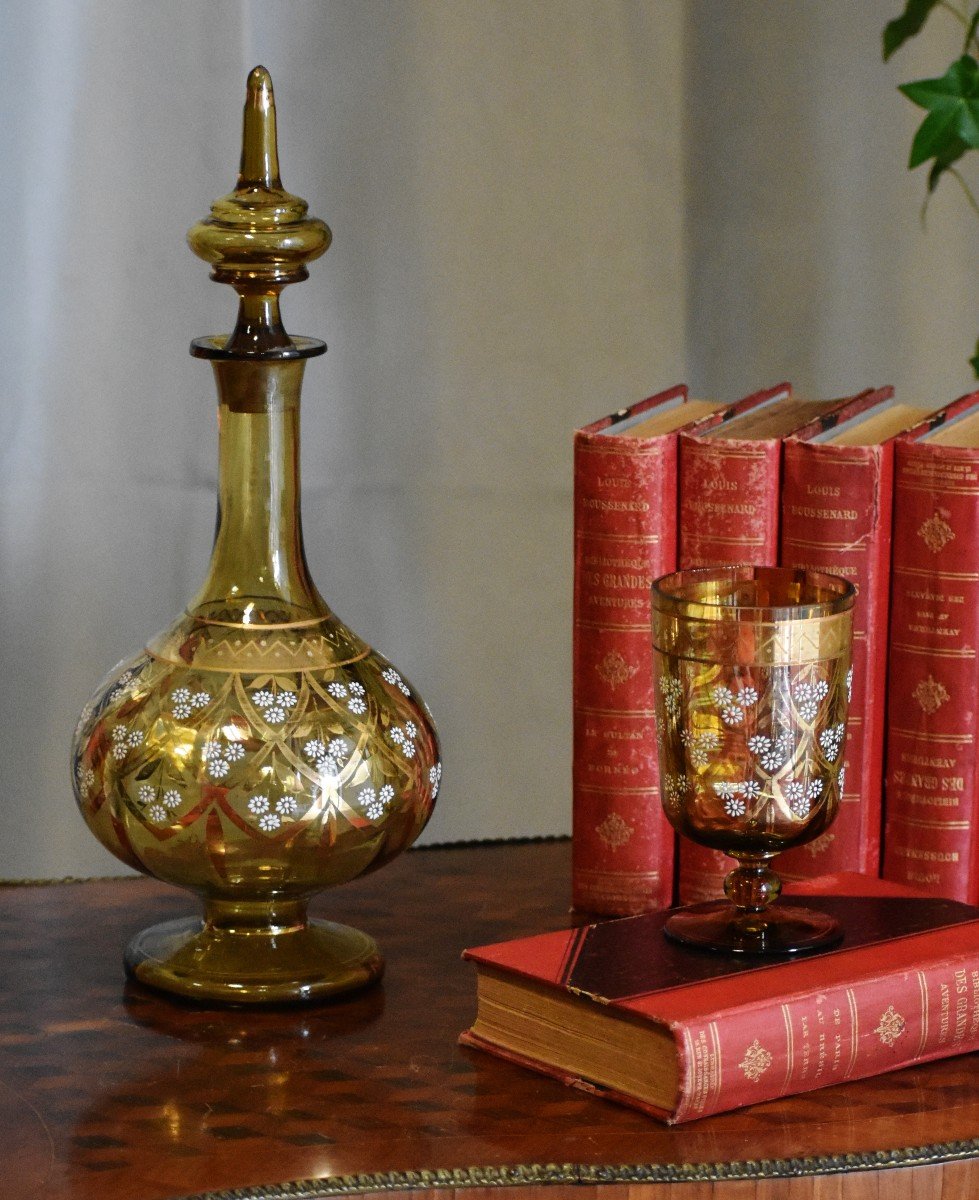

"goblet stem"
[724, 856, 781, 915]
[664, 853, 842, 956]
[720, 858, 788, 952]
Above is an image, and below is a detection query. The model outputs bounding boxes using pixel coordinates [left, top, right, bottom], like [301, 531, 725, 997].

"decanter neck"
[190, 358, 329, 625]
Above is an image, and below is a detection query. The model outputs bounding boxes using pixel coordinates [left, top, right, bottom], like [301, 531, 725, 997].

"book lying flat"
[461, 874, 979, 1123]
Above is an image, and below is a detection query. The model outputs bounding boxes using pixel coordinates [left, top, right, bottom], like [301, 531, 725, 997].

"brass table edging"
[172, 1141, 979, 1200]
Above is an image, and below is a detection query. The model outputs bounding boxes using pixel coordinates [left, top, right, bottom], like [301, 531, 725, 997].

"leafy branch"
[884, 1, 979, 374]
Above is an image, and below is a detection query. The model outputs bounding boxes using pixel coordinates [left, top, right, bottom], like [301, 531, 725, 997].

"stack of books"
[571, 383, 979, 913]
[462, 383, 979, 1126]
[455, 381, 979, 1123]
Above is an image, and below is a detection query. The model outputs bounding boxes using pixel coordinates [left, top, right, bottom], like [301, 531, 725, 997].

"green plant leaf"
[927, 136, 968, 191]
[900, 56, 979, 170]
[883, 0, 942, 60]
[971, 336, 979, 378]
[909, 104, 963, 167]
[900, 55, 979, 110]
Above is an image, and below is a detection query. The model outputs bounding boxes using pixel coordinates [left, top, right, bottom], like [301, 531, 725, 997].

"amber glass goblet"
[651, 565, 854, 955]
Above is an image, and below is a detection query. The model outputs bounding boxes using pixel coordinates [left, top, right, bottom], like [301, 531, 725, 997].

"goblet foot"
[664, 901, 842, 956]
[124, 904, 384, 1004]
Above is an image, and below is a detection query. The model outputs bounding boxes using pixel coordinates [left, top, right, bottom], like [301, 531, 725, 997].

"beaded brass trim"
[172, 1144, 979, 1200]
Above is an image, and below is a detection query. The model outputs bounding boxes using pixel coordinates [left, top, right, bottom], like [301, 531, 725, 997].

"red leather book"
[778, 389, 935, 882]
[883, 391, 979, 901]
[678, 381, 797, 570]
[571, 385, 784, 916]
[461, 874, 979, 1124]
[675, 387, 890, 902]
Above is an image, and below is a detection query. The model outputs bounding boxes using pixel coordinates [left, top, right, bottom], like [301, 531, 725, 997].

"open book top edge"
[599, 397, 725, 439]
[812, 399, 931, 446]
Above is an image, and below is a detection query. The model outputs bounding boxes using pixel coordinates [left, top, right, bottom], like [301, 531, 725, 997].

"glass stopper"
[187, 66, 331, 358]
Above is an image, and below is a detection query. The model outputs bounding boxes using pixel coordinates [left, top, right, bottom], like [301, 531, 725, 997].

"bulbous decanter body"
[70, 68, 440, 1004]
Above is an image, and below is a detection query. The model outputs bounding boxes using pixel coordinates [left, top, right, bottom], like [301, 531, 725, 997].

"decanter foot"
[124, 913, 384, 1004]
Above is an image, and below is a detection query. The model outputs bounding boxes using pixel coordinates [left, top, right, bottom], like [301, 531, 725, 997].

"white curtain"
[0, 0, 686, 877]
[686, 2, 978, 401]
[1, 1, 974, 879]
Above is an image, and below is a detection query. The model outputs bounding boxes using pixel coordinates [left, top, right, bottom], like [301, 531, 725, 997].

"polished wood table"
[4, 840, 979, 1199]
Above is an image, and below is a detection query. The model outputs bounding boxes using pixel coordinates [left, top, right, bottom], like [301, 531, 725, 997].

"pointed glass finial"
[237, 64, 283, 191]
[188, 66, 331, 359]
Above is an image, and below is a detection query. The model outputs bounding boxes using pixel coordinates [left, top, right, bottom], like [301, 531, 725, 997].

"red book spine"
[671, 947, 979, 1122]
[571, 416, 678, 914]
[677, 436, 782, 570]
[676, 433, 784, 902]
[777, 439, 893, 879]
[883, 440, 979, 901]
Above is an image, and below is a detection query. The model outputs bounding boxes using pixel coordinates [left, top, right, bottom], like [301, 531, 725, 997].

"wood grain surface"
[2, 840, 979, 1200]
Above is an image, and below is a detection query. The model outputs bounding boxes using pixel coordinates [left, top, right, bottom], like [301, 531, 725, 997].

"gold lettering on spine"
[686, 1026, 713, 1117]
[939, 979, 951, 1045]
[582, 552, 652, 570]
[686, 499, 757, 517]
[705, 1022, 724, 1113]
[832, 1003, 843, 1075]
[799, 1012, 811, 1080]
[971, 970, 979, 1040]
[581, 497, 651, 514]
[787, 505, 860, 521]
[955, 968, 969, 1043]
[709, 1021, 722, 1110]
[680, 1026, 695, 1119]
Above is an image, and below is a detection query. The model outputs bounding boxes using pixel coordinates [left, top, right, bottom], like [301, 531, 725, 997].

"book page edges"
[463, 966, 681, 1117]
[607, 397, 725, 440]
[458, 1028, 676, 1123]
[576, 384, 687, 438]
[701, 396, 839, 442]
[924, 405, 979, 448]
[897, 388, 979, 443]
[822, 402, 930, 447]
[582, 381, 795, 445]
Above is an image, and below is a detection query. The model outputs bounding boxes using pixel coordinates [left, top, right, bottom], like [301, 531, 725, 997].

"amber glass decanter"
[71, 68, 441, 1004]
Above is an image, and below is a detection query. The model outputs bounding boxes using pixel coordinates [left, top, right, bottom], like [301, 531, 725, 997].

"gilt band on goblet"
[652, 565, 854, 955]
